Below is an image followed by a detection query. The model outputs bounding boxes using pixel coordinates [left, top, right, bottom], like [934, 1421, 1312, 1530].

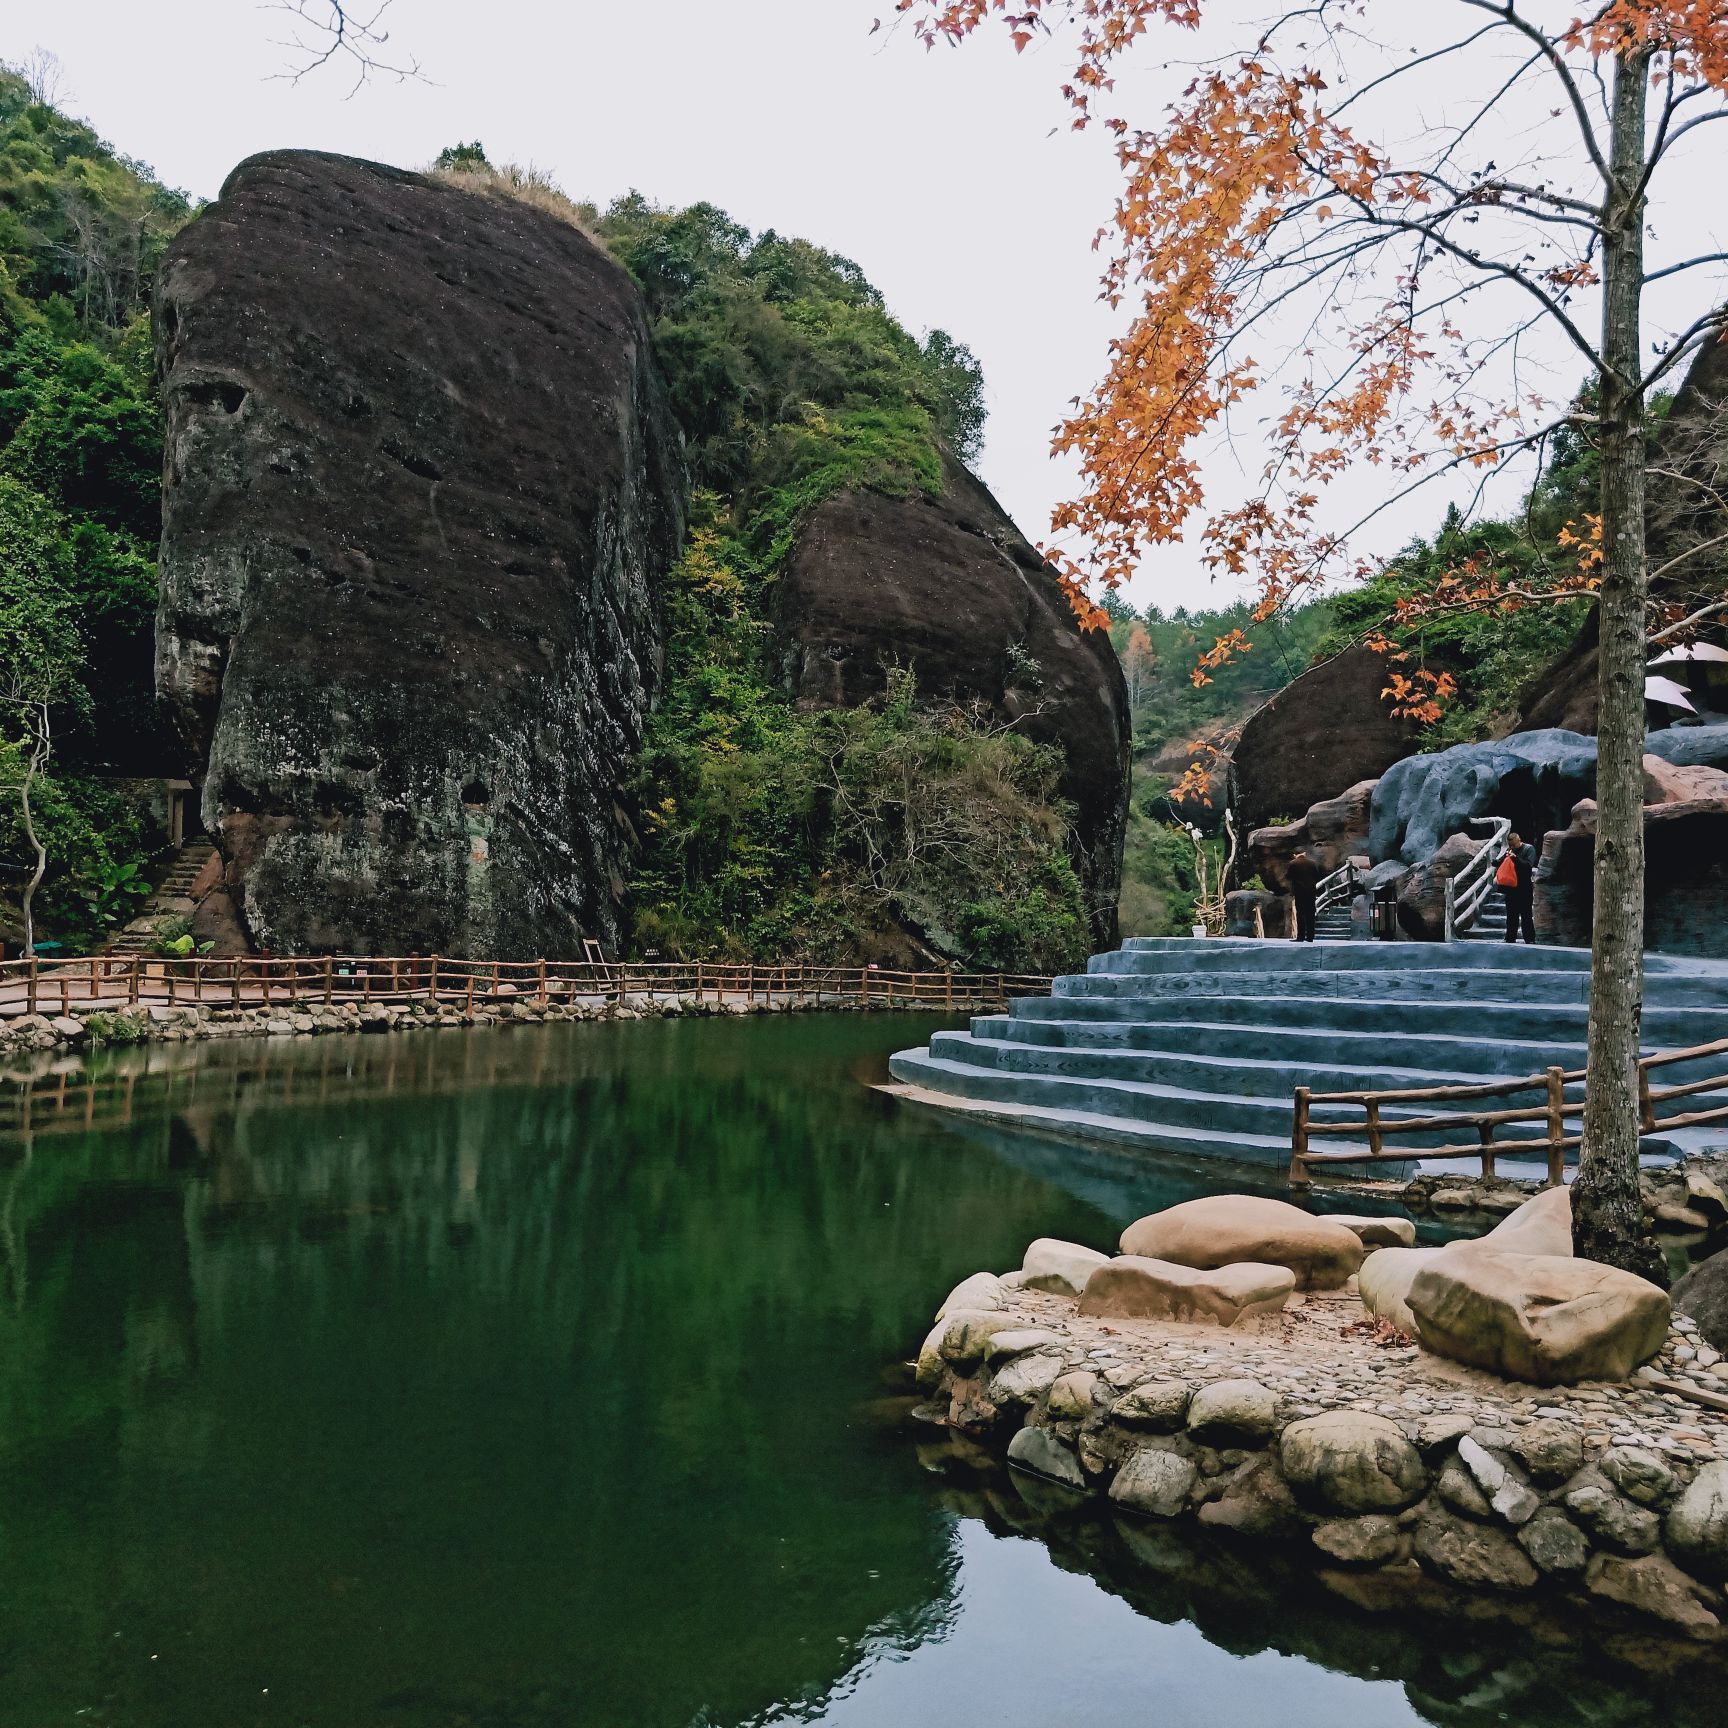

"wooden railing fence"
[0, 954, 1051, 1021]
[1289, 1036, 1728, 1189]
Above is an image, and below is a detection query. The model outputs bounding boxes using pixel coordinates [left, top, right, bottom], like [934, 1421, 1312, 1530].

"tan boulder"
[1078, 1255, 1296, 1326]
[935, 1271, 1006, 1320]
[1021, 1237, 1110, 1298]
[1477, 1184, 1573, 1257]
[1356, 1245, 1446, 1334]
[1358, 1188, 1574, 1334]
[1118, 1195, 1363, 1290]
[1407, 1249, 1671, 1385]
[1325, 1213, 1417, 1249]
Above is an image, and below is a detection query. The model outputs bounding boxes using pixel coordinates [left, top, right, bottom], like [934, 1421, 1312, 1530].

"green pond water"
[0, 1014, 1719, 1728]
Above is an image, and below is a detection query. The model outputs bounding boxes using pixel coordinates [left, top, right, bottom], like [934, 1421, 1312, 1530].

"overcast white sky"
[17, 2, 1727, 616]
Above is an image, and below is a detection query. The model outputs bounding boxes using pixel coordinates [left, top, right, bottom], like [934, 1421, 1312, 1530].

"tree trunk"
[1573, 47, 1665, 1283]
[18, 709, 48, 959]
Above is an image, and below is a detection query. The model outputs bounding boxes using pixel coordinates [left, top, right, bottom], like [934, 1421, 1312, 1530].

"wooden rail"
[1288, 1036, 1728, 1189]
[0, 953, 1051, 1021]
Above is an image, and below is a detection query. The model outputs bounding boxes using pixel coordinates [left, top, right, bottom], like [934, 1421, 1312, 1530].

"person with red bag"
[1495, 832, 1537, 944]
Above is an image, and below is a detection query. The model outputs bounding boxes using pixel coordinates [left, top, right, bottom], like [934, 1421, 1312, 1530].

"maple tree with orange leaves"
[893, 0, 1728, 1278]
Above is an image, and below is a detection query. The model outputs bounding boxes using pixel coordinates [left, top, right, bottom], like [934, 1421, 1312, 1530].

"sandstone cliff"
[155, 151, 685, 957]
[1516, 331, 1728, 733]
[1228, 642, 1420, 836]
[776, 457, 1130, 944]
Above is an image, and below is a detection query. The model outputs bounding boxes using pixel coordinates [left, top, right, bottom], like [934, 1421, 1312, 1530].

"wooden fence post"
[324, 955, 334, 1006]
[1289, 1087, 1312, 1188]
[537, 958, 548, 1005]
[1545, 1066, 1567, 1188]
[429, 957, 440, 1005]
[1638, 1063, 1656, 1134]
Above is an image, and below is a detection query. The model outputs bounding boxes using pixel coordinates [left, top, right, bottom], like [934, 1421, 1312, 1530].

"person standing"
[1496, 831, 1537, 944]
[1286, 849, 1320, 943]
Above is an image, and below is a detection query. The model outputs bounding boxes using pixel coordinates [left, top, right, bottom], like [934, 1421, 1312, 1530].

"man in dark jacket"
[1286, 849, 1320, 943]
[1502, 831, 1537, 944]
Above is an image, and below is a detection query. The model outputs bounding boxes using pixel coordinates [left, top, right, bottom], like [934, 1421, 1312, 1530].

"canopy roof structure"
[1645, 674, 1699, 711]
[1649, 642, 1728, 668]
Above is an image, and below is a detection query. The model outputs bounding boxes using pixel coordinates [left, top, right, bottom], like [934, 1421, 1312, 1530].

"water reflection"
[0, 1019, 1718, 1727]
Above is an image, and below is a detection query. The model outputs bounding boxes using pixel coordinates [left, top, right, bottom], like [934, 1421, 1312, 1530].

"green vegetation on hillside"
[550, 178, 1089, 969]
[1314, 413, 1610, 744]
[1106, 591, 1337, 762]
[0, 65, 193, 950]
[1100, 592, 1333, 936]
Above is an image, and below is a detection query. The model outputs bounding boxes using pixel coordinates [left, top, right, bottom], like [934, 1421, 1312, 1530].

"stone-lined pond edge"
[916, 1282, 1728, 1649]
[0, 991, 941, 1061]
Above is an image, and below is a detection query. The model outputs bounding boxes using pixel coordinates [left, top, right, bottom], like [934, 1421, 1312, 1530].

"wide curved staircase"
[889, 940, 1728, 1175]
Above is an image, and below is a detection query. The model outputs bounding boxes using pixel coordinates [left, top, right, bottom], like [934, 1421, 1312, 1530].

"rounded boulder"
[1185, 1378, 1278, 1446]
[1407, 1250, 1670, 1385]
[1279, 1410, 1428, 1513]
[1119, 1195, 1363, 1291]
[1078, 1255, 1295, 1327]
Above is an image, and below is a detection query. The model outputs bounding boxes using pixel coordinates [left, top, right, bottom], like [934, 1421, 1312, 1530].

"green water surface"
[0, 1016, 1716, 1727]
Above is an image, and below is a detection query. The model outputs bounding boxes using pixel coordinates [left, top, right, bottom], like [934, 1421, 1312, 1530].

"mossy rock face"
[776, 455, 1130, 948]
[156, 150, 686, 958]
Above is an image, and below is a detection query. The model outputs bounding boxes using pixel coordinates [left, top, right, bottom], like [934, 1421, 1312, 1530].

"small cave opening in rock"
[461, 780, 491, 809]
[183, 379, 248, 415]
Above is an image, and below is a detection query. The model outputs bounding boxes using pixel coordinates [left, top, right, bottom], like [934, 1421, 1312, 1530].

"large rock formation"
[1227, 644, 1420, 834]
[1368, 730, 1601, 865]
[155, 150, 685, 956]
[776, 457, 1129, 943]
[1540, 790, 1728, 955]
[1517, 332, 1728, 733]
[1245, 779, 1375, 889]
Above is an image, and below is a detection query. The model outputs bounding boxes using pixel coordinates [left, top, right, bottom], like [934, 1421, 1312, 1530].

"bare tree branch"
[264, 1, 422, 94]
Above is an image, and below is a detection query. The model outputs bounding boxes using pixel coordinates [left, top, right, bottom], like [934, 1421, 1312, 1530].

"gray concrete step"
[891, 938, 1728, 1173]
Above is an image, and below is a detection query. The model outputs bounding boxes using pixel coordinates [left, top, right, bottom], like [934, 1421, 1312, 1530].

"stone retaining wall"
[917, 1282, 1728, 1644]
[0, 990, 921, 1058]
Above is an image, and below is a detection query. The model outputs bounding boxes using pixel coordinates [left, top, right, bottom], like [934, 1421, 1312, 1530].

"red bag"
[1494, 853, 1520, 889]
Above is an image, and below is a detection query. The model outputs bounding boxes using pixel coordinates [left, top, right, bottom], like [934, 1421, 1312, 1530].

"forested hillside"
[0, 66, 191, 946]
[0, 105, 1104, 970]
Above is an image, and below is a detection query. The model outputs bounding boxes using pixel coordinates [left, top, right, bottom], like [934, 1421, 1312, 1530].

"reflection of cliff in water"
[5, 1019, 1075, 1728]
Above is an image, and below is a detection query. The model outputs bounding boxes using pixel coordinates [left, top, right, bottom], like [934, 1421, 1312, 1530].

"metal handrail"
[1443, 816, 1512, 940]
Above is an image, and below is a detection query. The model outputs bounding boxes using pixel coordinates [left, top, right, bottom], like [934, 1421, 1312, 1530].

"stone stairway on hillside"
[888, 939, 1728, 1176]
[108, 839, 218, 955]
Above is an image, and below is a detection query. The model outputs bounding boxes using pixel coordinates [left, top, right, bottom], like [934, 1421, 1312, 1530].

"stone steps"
[889, 939, 1728, 1173]
[107, 840, 218, 956]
